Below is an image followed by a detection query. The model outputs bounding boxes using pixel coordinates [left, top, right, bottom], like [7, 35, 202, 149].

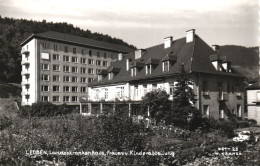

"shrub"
[0, 115, 12, 130]
[19, 102, 72, 117]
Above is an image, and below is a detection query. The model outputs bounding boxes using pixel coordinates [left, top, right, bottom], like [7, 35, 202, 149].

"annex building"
[86, 29, 246, 120]
[20, 31, 133, 106]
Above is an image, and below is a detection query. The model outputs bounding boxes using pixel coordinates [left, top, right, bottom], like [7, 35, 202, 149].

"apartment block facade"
[21, 31, 133, 106]
[87, 29, 245, 120]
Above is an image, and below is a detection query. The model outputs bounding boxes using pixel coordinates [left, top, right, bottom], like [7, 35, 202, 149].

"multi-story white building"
[20, 31, 133, 106]
[87, 29, 246, 120]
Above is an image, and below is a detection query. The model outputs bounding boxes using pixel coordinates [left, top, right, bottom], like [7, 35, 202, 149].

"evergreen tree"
[168, 64, 200, 129]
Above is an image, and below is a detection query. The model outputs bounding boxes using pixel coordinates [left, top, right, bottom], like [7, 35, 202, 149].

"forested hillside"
[0, 16, 136, 83]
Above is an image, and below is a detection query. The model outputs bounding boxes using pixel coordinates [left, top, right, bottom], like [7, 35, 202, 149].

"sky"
[0, 0, 259, 48]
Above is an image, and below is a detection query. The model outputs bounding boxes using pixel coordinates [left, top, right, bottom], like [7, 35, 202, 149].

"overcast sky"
[0, 0, 258, 48]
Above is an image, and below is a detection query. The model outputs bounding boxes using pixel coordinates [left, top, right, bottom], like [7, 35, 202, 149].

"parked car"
[233, 131, 250, 142]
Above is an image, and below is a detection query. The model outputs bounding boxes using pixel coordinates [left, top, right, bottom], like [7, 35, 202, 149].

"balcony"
[218, 93, 228, 101]
[21, 80, 30, 86]
[21, 70, 30, 75]
[21, 49, 29, 55]
[21, 59, 30, 65]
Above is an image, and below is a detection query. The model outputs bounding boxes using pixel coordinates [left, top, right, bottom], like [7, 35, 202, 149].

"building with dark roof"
[20, 31, 134, 106]
[85, 29, 246, 120]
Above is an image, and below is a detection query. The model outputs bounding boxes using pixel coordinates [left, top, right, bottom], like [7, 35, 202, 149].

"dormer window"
[162, 61, 169, 72]
[146, 65, 151, 75]
[108, 72, 113, 80]
[131, 67, 136, 77]
[98, 75, 103, 81]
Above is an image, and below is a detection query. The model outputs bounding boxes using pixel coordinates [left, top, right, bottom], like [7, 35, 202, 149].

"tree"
[141, 90, 171, 123]
[169, 64, 201, 129]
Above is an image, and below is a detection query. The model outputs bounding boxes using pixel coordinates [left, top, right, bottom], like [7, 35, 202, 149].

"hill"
[0, 16, 136, 83]
[220, 45, 259, 80]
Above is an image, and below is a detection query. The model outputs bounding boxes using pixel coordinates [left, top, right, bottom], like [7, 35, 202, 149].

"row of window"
[42, 43, 112, 58]
[50, 54, 109, 66]
[41, 85, 87, 93]
[202, 104, 242, 118]
[130, 61, 169, 77]
[42, 95, 79, 102]
[41, 64, 99, 74]
[41, 75, 94, 83]
[202, 81, 241, 93]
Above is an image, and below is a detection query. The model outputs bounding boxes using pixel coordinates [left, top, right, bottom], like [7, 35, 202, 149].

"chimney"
[164, 36, 173, 49]
[118, 53, 123, 61]
[186, 29, 195, 43]
[212, 45, 220, 52]
[135, 49, 145, 59]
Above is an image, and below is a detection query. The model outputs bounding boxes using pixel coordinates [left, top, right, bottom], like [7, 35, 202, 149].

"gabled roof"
[89, 34, 244, 87]
[145, 58, 160, 65]
[247, 81, 260, 90]
[21, 31, 134, 53]
[162, 53, 177, 62]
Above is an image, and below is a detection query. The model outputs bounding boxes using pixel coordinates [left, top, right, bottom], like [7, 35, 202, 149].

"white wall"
[21, 39, 37, 105]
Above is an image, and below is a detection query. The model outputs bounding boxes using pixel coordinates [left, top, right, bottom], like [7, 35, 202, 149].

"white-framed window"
[81, 77, 87, 83]
[146, 65, 151, 75]
[53, 75, 60, 82]
[81, 87, 86, 92]
[72, 76, 78, 83]
[81, 49, 85, 55]
[120, 87, 124, 98]
[53, 96, 60, 102]
[63, 55, 70, 62]
[53, 64, 60, 71]
[72, 57, 78, 63]
[98, 75, 103, 81]
[88, 59, 94, 65]
[88, 78, 93, 83]
[42, 42, 47, 49]
[131, 67, 136, 77]
[105, 88, 108, 99]
[42, 64, 49, 70]
[170, 83, 175, 96]
[63, 76, 70, 82]
[143, 85, 147, 95]
[88, 68, 94, 75]
[81, 58, 86, 64]
[72, 96, 78, 102]
[63, 86, 70, 92]
[237, 104, 242, 117]
[203, 105, 210, 117]
[72, 86, 78, 92]
[41, 85, 49, 92]
[41, 75, 49, 81]
[96, 60, 102, 66]
[41, 96, 49, 102]
[73, 48, 77, 54]
[108, 73, 113, 80]
[135, 86, 139, 97]
[63, 66, 70, 72]
[220, 109, 224, 119]
[81, 67, 86, 74]
[53, 86, 60, 92]
[54, 44, 58, 51]
[64, 46, 68, 53]
[97, 52, 100, 58]
[72, 67, 78, 73]
[104, 53, 107, 59]
[89, 50, 92, 56]
[162, 61, 169, 72]
[53, 54, 60, 61]
[63, 96, 70, 102]
[103, 61, 108, 67]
